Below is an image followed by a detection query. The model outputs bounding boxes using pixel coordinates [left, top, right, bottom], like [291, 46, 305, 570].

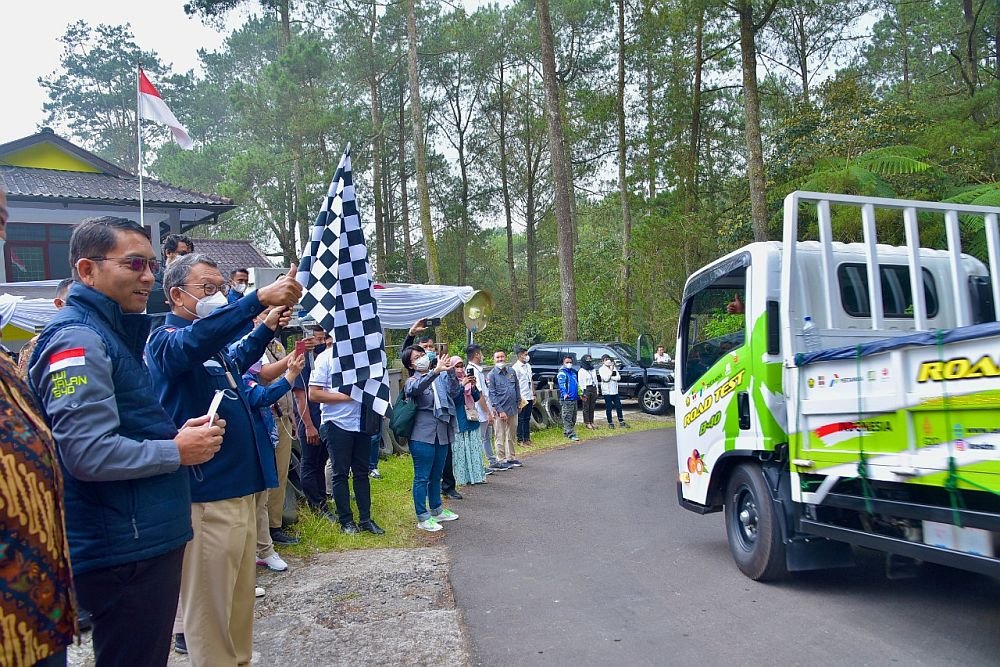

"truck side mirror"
[636, 334, 654, 368]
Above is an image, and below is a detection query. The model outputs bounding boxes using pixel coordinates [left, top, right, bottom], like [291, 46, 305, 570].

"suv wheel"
[638, 385, 669, 415]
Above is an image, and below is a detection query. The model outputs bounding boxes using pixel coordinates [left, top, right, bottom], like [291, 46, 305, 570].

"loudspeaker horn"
[462, 290, 494, 333]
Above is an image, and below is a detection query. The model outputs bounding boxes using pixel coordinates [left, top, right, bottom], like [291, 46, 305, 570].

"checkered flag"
[296, 145, 392, 417]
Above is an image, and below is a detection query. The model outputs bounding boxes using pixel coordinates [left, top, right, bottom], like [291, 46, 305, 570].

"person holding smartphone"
[448, 356, 487, 486]
[401, 346, 461, 532]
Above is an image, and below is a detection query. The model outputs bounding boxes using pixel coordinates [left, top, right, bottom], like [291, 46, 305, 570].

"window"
[589, 346, 618, 363]
[4, 223, 74, 282]
[681, 270, 747, 391]
[528, 347, 561, 366]
[563, 345, 589, 363]
[837, 263, 938, 318]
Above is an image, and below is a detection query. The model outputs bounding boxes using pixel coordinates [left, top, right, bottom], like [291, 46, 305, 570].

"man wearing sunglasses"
[145, 253, 303, 667]
[27, 216, 227, 667]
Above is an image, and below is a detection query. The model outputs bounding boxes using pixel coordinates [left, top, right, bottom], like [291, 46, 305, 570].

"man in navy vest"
[145, 253, 301, 667]
[28, 217, 226, 666]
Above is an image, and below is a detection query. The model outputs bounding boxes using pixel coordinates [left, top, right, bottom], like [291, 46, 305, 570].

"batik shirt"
[0, 352, 75, 666]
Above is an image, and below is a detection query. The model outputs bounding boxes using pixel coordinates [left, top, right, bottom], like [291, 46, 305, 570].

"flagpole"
[136, 65, 145, 231]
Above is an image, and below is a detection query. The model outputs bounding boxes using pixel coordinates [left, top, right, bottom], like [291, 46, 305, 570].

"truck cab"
[674, 191, 1000, 580]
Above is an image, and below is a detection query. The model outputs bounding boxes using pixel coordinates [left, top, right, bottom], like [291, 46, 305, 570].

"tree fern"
[943, 184, 1000, 260]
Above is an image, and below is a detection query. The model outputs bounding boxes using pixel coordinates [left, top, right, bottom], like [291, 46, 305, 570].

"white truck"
[666, 191, 1000, 580]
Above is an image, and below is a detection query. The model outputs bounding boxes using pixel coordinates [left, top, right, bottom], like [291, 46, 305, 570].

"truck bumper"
[676, 481, 720, 515]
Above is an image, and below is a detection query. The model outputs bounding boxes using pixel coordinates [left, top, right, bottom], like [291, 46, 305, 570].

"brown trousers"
[175, 495, 257, 667]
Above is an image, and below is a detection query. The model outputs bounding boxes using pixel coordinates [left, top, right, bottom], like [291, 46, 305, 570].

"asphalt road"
[445, 428, 1000, 666]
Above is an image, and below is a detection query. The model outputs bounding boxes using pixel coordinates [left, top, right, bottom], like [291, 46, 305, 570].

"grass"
[279, 418, 674, 557]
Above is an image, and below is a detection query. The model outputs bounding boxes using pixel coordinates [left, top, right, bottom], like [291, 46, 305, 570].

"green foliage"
[702, 311, 743, 339]
[39, 0, 1000, 350]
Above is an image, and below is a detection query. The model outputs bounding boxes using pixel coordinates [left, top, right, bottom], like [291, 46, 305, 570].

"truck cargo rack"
[781, 191, 1000, 364]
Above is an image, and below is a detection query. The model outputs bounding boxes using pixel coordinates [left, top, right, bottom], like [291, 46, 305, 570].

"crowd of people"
[0, 180, 626, 667]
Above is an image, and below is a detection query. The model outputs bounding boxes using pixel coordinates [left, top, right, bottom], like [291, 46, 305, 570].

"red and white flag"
[139, 69, 193, 150]
[48, 348, 86, 374]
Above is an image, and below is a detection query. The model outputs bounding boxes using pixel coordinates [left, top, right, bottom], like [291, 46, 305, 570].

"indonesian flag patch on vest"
[48, 348, 86, 374]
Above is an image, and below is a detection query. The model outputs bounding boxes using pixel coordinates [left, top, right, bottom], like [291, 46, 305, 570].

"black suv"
[526, 341, 674, 415]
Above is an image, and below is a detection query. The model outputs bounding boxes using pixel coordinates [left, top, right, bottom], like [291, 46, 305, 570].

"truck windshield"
[682, 280, 746, 390]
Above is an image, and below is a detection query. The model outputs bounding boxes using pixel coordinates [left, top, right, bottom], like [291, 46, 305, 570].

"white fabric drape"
[0, 282, 478, 332]
[371, 283, 475, 329]
[0, 294, 58, 332]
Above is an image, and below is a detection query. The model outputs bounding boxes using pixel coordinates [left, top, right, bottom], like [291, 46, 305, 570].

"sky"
[2, 1, 248, 145]
[2, 0, 504, 147]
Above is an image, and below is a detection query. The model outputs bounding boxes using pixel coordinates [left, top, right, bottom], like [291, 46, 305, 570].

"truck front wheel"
[724, 463, 787, 581]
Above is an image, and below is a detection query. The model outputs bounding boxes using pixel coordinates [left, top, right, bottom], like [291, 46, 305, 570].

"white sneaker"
[255, 586, 266, 598]
[417, 517, 442, 532]
[256, 553, 288, 572]
[434, 509, 459, 522]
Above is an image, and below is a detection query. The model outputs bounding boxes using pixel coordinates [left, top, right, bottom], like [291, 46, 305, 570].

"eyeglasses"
[88, 256, 160, 274]
[180, 282, 230, 297]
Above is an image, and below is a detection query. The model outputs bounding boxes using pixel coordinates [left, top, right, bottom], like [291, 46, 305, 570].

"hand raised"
[285, 351, 305, 380]
[258, 263, 303, 308]
[263, 306, 286, 331]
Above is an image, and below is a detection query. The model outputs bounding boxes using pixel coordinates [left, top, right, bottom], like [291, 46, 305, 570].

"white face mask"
[495, 361, 506, 370]
[414, 356, 431, 372]
[564, 362, 573, 368]
[183, 290, 228, 319]
[233, 282, 247, 294]
[604, 360, 613, 368]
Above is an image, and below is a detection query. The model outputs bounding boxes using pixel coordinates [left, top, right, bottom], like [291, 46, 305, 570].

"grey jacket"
[486, 366, 518, 416]
[405, 370, 460, 445]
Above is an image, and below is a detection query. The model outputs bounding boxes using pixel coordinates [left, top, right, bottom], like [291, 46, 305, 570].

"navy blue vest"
[30, 284, 192, 575]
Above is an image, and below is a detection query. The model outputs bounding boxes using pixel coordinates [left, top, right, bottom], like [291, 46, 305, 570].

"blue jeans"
[410, 439, 449, 521]
[370, 434, 381, 471]
[604, 394, 624, 424]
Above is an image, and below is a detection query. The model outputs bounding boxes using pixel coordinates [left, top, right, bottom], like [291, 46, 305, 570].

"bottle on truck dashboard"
[802, 316, 820, 353]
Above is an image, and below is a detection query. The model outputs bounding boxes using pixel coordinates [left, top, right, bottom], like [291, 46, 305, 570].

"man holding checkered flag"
[297, 145, 388, 535]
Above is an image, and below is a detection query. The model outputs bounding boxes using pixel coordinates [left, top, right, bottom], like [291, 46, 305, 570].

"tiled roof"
[190, 238, 274, 277]
[0, 165, 233, 208]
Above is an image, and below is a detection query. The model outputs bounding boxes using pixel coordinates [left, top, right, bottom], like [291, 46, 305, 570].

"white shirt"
[308, 347, 362, 430]
[654, 352, 671, 364]
[468, 360, 490, 421]
[578, 367, 598, 391]
[597, 364, 620, 395]
[512, 360, 534, 401]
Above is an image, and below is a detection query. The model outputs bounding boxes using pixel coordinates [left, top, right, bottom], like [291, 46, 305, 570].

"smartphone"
[466, 367, 475, 378]
[424, 317, 442, 327]
[294, 339, 306, 357]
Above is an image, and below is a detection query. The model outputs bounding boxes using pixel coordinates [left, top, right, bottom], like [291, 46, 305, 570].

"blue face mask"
[426, 350, 437, 364]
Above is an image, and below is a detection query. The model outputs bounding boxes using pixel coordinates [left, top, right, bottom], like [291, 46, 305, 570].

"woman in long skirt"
[449, 356, 487, 486]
